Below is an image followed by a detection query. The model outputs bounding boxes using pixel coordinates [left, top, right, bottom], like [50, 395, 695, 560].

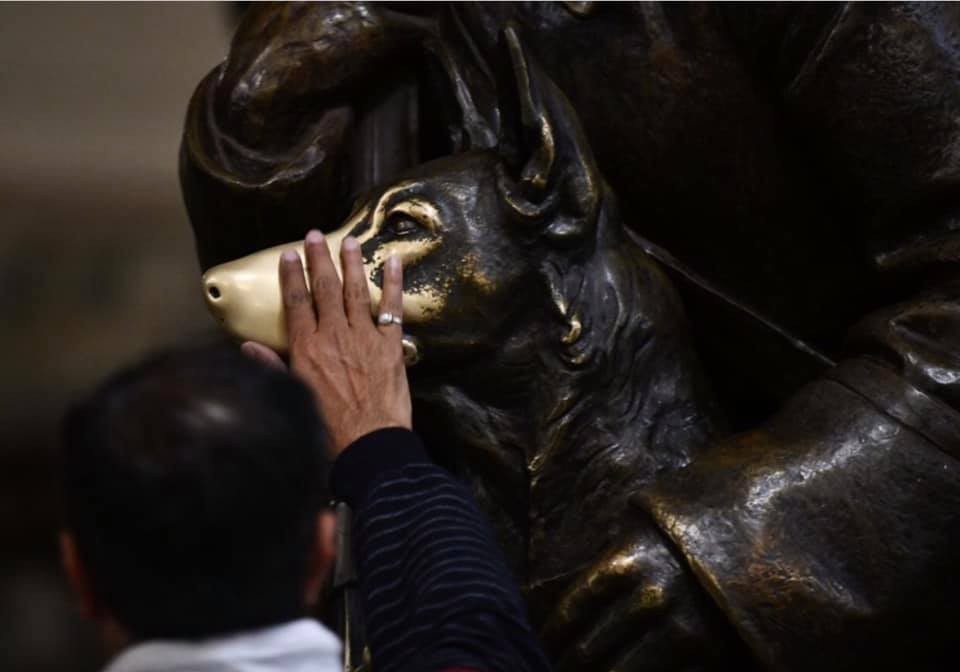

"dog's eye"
[388, 214, 419, 236]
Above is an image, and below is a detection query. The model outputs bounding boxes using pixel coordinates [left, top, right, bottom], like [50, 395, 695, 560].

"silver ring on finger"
[377, 312, 402, 327]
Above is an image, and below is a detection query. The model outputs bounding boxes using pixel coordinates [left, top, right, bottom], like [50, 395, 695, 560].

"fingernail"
[306, 230, 324, 244]
[343, 236, 358, 251]
[281, 250, 299, 263]
[388, 254, 401, 271]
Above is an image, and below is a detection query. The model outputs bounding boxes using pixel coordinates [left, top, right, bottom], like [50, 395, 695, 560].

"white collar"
[102, 618, 341, 672]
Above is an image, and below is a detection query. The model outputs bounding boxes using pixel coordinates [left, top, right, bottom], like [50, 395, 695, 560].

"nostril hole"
[207, 285, 221, 300]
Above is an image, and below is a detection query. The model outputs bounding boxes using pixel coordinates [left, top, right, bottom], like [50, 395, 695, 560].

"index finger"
[279, 249, 316, 344]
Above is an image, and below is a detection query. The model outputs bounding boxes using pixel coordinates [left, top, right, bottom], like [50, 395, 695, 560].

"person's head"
[59, 345, 335, 646]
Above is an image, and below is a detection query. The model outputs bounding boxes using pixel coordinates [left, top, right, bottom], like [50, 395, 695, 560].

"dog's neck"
[411, 204, 721, 616]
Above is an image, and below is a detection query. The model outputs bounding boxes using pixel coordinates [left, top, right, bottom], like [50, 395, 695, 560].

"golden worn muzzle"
[201, 226, 382, 352]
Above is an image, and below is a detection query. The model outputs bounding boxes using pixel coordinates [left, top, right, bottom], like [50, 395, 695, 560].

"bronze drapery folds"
[180, 3, 960, 671]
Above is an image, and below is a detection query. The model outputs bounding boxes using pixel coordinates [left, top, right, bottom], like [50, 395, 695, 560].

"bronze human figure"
[180, 3, 960, 670]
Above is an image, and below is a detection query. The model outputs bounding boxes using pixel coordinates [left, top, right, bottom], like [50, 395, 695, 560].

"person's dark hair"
[61, 345, 330, 640]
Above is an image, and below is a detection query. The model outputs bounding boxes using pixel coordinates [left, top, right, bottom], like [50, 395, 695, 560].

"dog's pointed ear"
[495, 25, 601, 243]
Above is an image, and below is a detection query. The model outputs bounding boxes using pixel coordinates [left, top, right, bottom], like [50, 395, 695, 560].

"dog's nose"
[202, 271, 226, 317]
[206, 281, 222, 301]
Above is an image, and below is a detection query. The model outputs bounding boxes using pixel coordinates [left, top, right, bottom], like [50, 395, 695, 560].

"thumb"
[241, 341, 288, 372]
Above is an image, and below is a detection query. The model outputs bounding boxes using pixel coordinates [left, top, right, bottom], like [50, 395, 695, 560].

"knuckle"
[333, 329, 352, 349]
[288, 331, 314, 351]
[346, 285, 370, 303]
[283, 289, 310, 308]
[312, 276, 332, 295]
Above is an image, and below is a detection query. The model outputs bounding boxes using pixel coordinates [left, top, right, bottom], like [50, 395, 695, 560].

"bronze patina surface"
[181, 3, 960, 670]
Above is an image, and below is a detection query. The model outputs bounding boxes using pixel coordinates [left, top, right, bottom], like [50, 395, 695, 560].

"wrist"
[327, 416, 413, 458]
[330, 428, 431, 509]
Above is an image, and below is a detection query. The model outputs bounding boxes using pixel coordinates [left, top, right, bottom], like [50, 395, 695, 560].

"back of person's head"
[61, 345, 329, 640]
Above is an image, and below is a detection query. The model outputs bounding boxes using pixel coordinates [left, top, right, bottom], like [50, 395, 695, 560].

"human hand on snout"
[242, 229, 412, 457]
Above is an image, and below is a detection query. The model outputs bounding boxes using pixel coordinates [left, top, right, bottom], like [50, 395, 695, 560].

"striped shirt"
[332, 428, 551, 672]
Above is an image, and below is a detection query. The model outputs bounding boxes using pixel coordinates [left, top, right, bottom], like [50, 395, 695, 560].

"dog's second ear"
[496, 25, 601, 244]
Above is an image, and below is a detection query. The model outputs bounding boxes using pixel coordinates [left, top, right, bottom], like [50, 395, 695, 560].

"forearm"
[332, 428, 550, 672]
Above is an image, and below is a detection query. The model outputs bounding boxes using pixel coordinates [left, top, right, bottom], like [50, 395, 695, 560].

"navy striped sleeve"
[331, 428, 551, 672]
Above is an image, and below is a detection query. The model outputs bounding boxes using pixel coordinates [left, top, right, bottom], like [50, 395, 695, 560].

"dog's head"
[203, 27, 605, 365]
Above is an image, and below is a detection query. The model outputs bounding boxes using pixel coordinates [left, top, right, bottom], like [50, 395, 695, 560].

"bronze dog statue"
[201, 28, 739, 669]
[185, 5, 960, 671]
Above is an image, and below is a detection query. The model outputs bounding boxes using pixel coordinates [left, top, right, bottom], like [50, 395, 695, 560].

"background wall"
[0, 4, 232, 669]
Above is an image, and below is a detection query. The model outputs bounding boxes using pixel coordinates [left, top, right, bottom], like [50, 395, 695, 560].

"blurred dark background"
[0, 4, 233, 670]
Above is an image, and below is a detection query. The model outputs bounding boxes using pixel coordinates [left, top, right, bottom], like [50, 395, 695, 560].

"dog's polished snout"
[199, 212, 441, 355]
[198, 227, 373, 352]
